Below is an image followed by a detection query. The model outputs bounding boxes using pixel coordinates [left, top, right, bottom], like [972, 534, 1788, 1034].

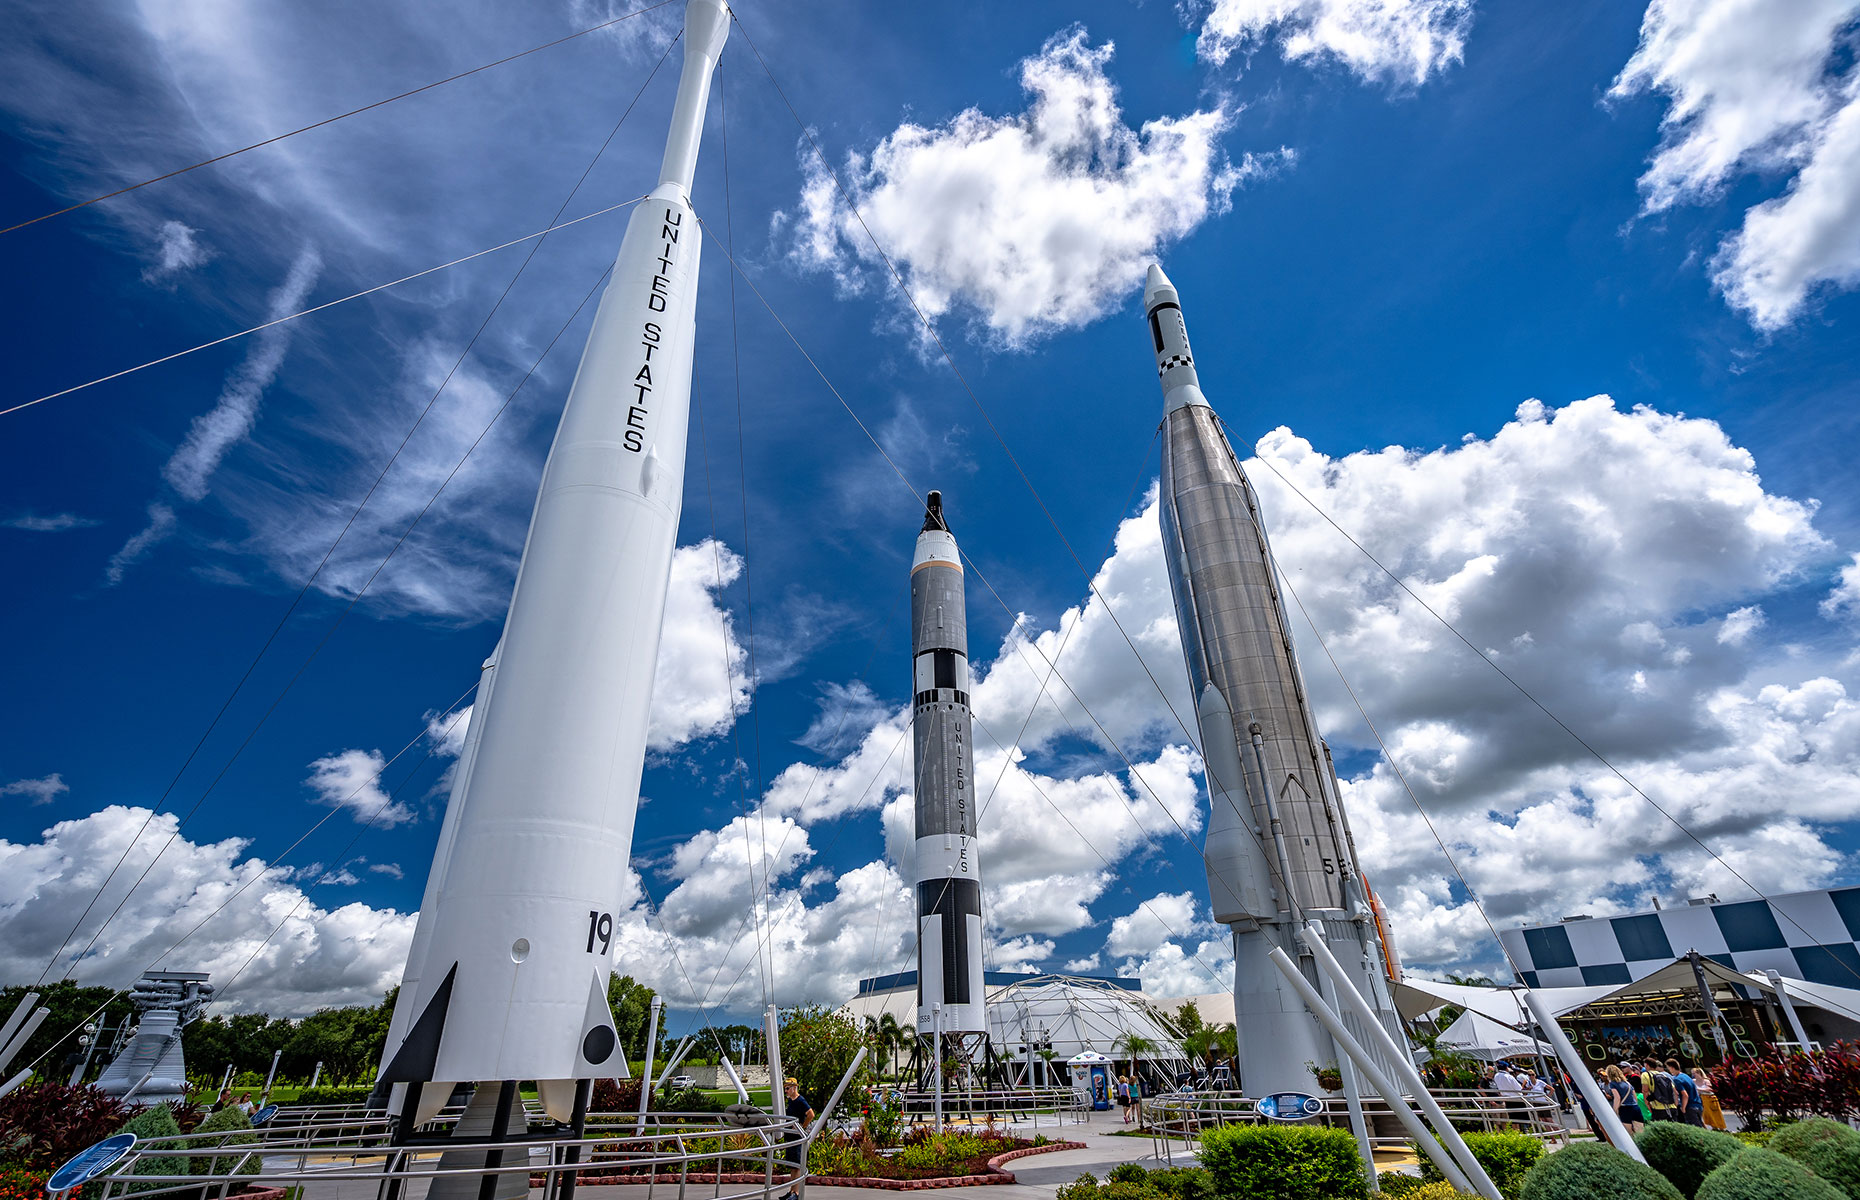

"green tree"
[1174, 1001, 1205, 1039]
[606, 974, 668, 1062]
[0, 982, 134, 1080]
[777, 1005, 869, 1108]
[1113, 1032, 1158, 1079]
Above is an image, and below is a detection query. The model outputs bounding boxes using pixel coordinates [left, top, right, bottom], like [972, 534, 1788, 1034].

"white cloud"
[105, 502, 175, 585]
[303, 747, 417, 827]
[162, 249, 322, 502]
[784, 26, 1264, 346]
[143, 219, 210, 282]
[1106, 891, 1204, 959]
[3, 512, 100, 532]
[367, 862, 404, 879]
[1822, 552, 1860, 620]
[1196, 0, 1474, 86]
[1610, 0, 1860, 327]
[0, 805, 412, 1014]
[1, 774, 70, 806]
[1717, 604, 1764, 644]
[648, 540, 753, 751]
[990, 936, 1056, 971]
[1064, 954, 1101, 972]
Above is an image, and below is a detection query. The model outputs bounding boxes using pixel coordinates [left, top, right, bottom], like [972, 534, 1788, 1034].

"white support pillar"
[1521, 990, 1644, 1164]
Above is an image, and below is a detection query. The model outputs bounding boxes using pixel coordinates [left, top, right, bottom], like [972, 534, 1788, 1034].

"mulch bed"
[533, 1140, 1090, 1190]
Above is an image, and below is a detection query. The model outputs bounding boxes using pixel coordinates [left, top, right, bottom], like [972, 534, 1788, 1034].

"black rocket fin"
[380, 963, 456, 1083]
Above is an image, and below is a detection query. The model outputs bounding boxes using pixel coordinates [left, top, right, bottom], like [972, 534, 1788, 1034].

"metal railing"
[871, 1085, 1089, 1128]
[1141, 1089, 1571, 1165]
[83, 1110, 811, 1200]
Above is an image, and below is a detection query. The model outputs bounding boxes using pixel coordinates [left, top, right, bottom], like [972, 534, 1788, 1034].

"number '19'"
[586, 910, 613, 953]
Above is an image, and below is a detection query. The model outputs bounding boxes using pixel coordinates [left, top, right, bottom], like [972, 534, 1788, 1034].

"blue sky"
[4, 0, 1860, 1023]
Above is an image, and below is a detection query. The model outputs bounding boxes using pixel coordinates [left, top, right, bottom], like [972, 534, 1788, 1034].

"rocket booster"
[1146, 264, 1400, 1092]
[911, 492, 986, 1036]
[379, 0, 731, 1126]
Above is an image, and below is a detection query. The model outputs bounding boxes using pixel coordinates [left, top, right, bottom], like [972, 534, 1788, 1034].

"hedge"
[1695, 1146, 1844, 1200]
[1197, 1124, 1367, 1200]
[1518, 1142, 1683, 1200]
[1635, 1121, 1745, 1198]
[115, 1108, 190, 1192]
[1415, 1130, 1544, 1198]
[190, 1106, 260, 1178]
[1768, 1119, 1860, 1199]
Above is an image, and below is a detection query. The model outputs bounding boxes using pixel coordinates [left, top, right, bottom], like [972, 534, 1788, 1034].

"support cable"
[0, 0, 680, 236]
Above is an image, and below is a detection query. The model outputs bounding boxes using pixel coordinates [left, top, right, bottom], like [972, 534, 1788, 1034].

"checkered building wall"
[1499, 886, 1860, 990]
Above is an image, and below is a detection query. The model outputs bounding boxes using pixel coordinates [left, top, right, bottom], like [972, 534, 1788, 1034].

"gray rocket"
[911, 492, 987, 1045]
[1145, 265, 1403, 1094]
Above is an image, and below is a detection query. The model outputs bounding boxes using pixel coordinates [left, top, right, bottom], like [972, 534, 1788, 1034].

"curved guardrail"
[1140, 1088, 1571, 1166]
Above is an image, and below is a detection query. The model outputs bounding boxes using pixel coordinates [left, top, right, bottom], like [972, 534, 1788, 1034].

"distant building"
[1500, 885, 1860, 990]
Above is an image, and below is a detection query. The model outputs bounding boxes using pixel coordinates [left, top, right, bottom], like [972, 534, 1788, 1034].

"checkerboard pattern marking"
[1499, 886, 1860, 990]
[1158, 353, 1194, 375]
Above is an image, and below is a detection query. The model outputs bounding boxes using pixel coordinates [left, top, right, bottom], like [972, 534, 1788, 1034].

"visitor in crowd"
[1604, 1065, 1643, 1136]
[236, 1091, 256, 1116]
[1640, 1060, 1678, 1121]
[1693, 1066, 1727, 1130]
[1665, 1059, 1703, 1127]
[1115, 1074, 1131, 1122]
[214, 1087, 232, 1112]
[1127, 1073, 1143, 1125]
[1490, 1062, 1524, 1127]
[1577, 1070, 1605, 1144]
[778, 1076, 813, 1200]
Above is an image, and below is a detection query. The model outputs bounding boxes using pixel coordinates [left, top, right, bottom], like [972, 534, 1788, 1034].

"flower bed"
[532, 1137, 1088, 1189]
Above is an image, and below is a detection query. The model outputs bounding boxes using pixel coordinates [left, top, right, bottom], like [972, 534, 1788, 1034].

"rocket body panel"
[1145, 264, 1402, 1095]
[910, 497, 986, 1036]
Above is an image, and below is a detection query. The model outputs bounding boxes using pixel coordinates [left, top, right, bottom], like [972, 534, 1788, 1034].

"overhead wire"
[0, 0, 681, 236]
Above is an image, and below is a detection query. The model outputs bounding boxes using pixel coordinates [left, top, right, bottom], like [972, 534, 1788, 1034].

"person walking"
[779, 1076, 814, 1200]
[1604, 1065, 1643, 1136]
[1665, 1060, 1703, 1127]
[1693, 1066, 1727, 1130]
[1640, 1060, 1678, 1122]
[1115, 1074, 1131, 1123]
[1127, 1074, 1143, 1127]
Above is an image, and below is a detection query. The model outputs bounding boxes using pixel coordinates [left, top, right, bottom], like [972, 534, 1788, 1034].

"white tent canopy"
[1435, 1009, 1553, 1061]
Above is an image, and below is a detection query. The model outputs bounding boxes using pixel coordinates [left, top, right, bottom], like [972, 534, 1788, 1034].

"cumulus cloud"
[1822, 552, 1860, 620]
[784, 27, 1266, 346]
[1610, 0, 1860, 327]
[368, 862, 404, 879]
[1196, 0, 1474, 86]
[142, 219, 210, 283]
[303, 748, 417, 827]
[0, 805, 412, 1013]
[648, 540, 753, 750]
[2, 774, 70, 806]
[1106, 891, 1205, 959]
[3, 512, 100, 532]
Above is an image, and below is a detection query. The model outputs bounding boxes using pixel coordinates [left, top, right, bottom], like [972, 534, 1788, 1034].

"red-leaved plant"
[1711, 1042, 1860, 1130]
[0, 1082, 133, 1173]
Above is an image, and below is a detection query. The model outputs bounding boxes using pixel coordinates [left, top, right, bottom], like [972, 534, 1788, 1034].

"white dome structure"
[987, 975, 1189, 1087]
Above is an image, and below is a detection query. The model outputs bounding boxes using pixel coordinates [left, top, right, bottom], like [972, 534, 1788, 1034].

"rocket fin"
[380, 963, 456, 1084]
[576, 969, 621, 1071]
[537, 1078, 580, 1123]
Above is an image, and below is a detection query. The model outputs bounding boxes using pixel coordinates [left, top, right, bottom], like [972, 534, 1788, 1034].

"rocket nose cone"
[1144, 263, 1176, 311]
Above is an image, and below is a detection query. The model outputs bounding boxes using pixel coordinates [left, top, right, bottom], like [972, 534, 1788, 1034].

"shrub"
[1768, 1118, 1860, 1199]
[1146, 1166, 1214, 1200]
[1197, 1124, 1367, 1200]
[0, 1165, 45, 1200]
[290, 1086, 376, 1107]
[189, 1107, 259, 1178]
[115, 1107, 191, 1193]
[1378, 1175, 1428, 1197]
[1109, 1162, 1150, 1184]
[1636, 1121, 1745, 1198]
[1696, 1146, 1845, 1200]
[862, 1094, 903, 1148]
[1055, 1172, 1099, 1200]
[1518, 1142, 1683, 1200]
[1407, 1186, 1483, 1200]
[1416, 1130, 1544, 1197]
[0, 1083, 133, 1173]
[1733, 1131, 1773, 1148]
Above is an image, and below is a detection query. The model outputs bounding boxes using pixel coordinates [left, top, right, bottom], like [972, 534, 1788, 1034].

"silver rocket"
[911, 492, 987, 1041]
[378, 0, 731, 1128]
[1145, 265, 1403, 1094]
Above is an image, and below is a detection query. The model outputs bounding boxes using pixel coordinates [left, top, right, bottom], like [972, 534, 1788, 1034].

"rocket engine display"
[910, 492, 989, 1066]
[1144, 264, 1404, 1095]
[377, 0, 732, 1141]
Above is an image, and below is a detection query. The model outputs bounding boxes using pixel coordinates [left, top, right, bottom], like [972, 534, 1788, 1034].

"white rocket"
[379, 0, 731, 1127]
[910, 492, 986, 1041]
[1145, 264, 1403, 1094]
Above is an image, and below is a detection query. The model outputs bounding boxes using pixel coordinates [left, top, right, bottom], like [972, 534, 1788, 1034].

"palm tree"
[1112, 1032, 1158, 1083]
[877, 1012, 904, 1078]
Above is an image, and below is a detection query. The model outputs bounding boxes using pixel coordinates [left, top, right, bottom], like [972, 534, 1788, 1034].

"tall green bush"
[189, 1107, 260, 1178]
[1767, 1118, 1860, 1199]
[115, 1108, 190, 1192]
[1518, 1142, 1682, 1200]
[1415, 1130, 1544, 1197]
[1695, 1146, 1844, 1200]
[1197, 1124, 1367, 1200]
[1636, 1121, 1745, 1198]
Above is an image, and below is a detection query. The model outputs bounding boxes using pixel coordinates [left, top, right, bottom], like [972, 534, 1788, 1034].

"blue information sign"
[1255, 1091, 1323, 1121]
[250, 1104, 279, 1127]
[46, 1133, 137, 1194]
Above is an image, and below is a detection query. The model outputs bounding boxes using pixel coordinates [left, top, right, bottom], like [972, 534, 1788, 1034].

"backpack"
[1647, 1072, 1676, 1107]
